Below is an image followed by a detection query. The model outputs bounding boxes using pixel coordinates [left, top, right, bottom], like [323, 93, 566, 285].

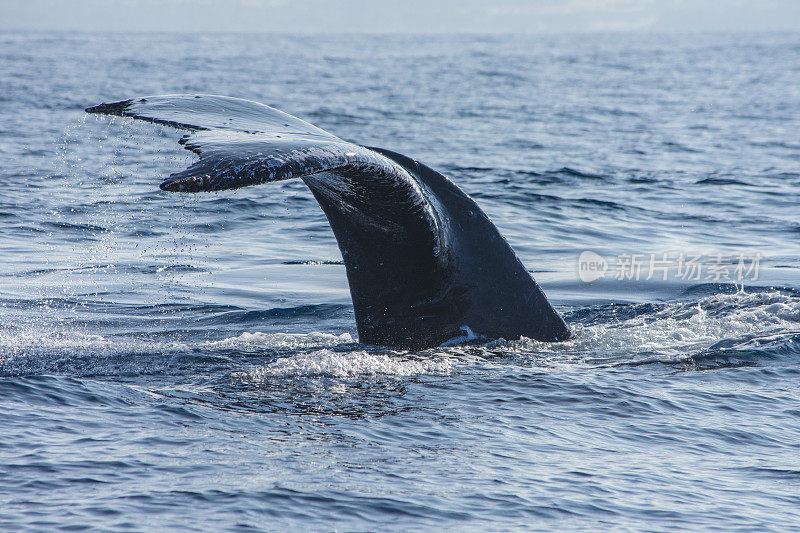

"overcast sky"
[2, 0, 800, 34]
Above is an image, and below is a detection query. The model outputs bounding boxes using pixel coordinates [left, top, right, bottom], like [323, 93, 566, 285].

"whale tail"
[86, 94, 570, 349]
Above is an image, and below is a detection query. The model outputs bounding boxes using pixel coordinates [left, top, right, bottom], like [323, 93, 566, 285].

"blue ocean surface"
[1, 31, 800, 531]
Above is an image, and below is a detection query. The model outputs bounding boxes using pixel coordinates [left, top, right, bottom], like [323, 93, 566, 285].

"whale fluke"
[86, 94, 570, 349]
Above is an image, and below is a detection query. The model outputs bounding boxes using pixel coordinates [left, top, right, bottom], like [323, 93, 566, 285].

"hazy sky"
[2, 0, 800, 34]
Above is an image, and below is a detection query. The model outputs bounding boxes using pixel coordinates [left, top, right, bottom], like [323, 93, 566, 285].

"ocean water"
[1, 30, 800, 531]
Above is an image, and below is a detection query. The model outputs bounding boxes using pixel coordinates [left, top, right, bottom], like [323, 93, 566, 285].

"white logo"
[578, 251, 608, 282]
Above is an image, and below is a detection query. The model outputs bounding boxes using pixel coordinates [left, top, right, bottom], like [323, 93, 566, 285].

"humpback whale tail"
[86, 95, 570, 349]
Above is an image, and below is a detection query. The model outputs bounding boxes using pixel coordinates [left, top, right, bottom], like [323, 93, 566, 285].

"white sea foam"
[2, 291, 797, 376]
[232, 349, 455, 382]
[204, 331, 353, 350]
[508, 290, 800, 361]
[0, 329, 117, 359]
